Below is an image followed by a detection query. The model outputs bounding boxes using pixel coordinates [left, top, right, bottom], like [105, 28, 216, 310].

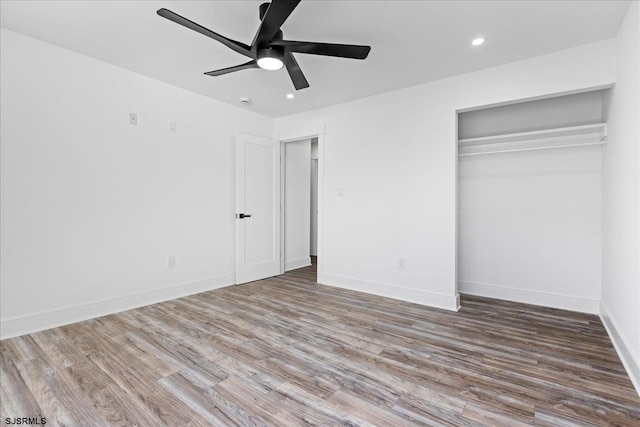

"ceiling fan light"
[257, 56, 284, 70]
[257, 47, 284, 71]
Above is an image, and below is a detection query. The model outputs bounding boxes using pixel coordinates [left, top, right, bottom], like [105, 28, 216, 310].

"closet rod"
[458, 141, 607, 157]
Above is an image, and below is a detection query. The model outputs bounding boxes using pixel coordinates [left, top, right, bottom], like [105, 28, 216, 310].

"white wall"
[275, 40, 616, 311]
[601, 1, 640, 393]
[284, 139, 311, 271]
[0, 28, 273, 338]
[458, 145, 603, 313]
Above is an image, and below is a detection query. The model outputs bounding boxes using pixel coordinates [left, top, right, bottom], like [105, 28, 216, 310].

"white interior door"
[236, 133, 281, 284]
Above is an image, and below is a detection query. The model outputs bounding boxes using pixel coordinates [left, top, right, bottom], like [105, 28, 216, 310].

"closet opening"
[456, 89, 609, 313]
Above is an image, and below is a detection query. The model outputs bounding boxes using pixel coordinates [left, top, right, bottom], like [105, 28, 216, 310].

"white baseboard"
[0, 274, 235, 340]
[599, 301, 640, 397]
[458, 280, 599, 314]
[285, 257, 312, 272]
[319, 273, 460, 311]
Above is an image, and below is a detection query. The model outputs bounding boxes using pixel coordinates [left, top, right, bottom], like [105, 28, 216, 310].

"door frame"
[275, 124, 326, 278]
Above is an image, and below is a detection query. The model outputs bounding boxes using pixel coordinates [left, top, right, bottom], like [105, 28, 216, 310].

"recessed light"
[286, 93, 294, 99]
[472, 37, 485, 46]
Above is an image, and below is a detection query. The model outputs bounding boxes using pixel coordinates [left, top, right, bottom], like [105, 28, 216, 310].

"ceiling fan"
[157, 0, 371, 90]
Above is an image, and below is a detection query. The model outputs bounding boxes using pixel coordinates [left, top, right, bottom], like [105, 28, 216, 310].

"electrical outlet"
[167, 255, 176, 269]
[398, 258, 406, 270]
[337, 187, 345, 198]
[129, 112, 138, 126]
[169, 120, 177, 134]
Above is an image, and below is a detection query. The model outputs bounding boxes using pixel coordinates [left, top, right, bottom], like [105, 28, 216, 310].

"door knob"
[238, 213, 252, 219]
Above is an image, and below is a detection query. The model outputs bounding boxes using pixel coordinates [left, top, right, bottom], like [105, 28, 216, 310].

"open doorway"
[310, 139, 318, 269]
[281, 137, 320, 282]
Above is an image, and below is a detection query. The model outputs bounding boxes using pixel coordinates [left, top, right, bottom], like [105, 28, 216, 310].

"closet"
[457, 90, 608, 313]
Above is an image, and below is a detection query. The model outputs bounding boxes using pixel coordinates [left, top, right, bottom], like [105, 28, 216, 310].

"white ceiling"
[0, 1, 630, 118]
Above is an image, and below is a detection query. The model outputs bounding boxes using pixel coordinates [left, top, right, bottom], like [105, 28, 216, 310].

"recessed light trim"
[286, 93, 294, 99]
[472, 37, 485, 46]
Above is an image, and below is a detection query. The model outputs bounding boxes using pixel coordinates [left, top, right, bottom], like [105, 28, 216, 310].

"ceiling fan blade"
[251, 0, 301, 49]
[283, 52, 309, 90]
[157, 8, 254, 58]
[204, 61, 259, 76]
[270, 40, 371, 59]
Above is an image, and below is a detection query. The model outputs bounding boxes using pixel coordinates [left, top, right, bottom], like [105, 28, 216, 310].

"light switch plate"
[129, 113, 138, 126]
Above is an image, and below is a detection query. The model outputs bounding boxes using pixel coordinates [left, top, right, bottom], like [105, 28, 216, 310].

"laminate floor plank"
[2, 263, 639, 426]
[15, 359, 80, 426]
[327, 389, 416, 426]
[272, 381, 378, 426]
[61, 360, 165, 426]
[230, 317, 403, 407]
[1, 337, 37, 364]
[158, 372, 237, 426]
[214, 376, 304, 426]
[0, 356, 43, 420]
[86, 350, 207, 426]
[124, 329, 230, 388]
[393, 397, 473, 427]
[255, 356, 340, 399]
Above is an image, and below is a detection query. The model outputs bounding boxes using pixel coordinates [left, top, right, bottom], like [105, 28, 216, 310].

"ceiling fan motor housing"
[258, 46, 284, 61]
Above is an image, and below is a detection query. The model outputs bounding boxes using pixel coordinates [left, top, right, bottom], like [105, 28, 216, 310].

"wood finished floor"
[2, 264, 639, 426]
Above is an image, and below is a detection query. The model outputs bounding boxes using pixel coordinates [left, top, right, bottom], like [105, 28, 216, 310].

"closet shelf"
[458, 123, 607, 157]
[458, 123, 607, 146]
